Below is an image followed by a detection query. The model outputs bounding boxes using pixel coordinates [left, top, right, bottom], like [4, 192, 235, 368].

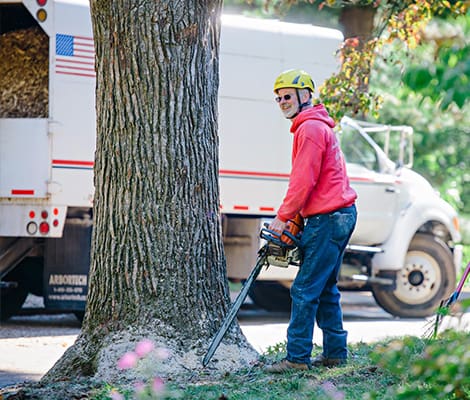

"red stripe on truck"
[11, 189, 35, 195]
[233, 205, 249, 210]
[219, 169, 290, 179]
[53, 159, 94, 166]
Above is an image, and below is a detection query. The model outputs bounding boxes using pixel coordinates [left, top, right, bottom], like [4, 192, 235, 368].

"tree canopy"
[370, 12, 470, 213]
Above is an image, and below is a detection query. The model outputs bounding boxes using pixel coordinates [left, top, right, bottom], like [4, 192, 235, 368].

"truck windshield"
[339, 124, 379, 172]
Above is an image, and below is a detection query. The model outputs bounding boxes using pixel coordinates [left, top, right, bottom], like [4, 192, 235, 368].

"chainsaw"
[202, 214, 304, 367]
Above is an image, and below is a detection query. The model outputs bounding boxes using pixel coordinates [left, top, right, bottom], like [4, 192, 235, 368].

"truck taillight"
[41, 210, 48, 219]
[37, 0, 47, 5]
[39, 222, 50, 234]
[36, 9, 47, 22]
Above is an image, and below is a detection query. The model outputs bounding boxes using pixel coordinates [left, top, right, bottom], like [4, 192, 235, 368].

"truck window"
[339, 124, 379, 172]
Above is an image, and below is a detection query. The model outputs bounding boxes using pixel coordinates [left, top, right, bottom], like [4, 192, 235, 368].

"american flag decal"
[55, 34, 95, 78]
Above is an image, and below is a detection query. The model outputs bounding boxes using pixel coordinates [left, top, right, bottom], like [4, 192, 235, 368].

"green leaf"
[453, 90, 468, 108]
[403, 67, 434, 91]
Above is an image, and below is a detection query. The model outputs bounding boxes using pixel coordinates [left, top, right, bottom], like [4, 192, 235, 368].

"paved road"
[0, 291, 467, 389]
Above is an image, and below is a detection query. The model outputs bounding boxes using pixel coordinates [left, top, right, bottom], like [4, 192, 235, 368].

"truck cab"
[341, 117, 461, 317]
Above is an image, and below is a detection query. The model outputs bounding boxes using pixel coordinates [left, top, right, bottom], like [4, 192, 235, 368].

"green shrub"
[368, 331, 470, 399]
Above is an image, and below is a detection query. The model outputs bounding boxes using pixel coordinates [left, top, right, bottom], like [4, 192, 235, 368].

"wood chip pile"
[0, 27, 49, 118]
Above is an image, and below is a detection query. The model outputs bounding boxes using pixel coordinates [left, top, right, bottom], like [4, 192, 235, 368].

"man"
[266, 69, 357, 373]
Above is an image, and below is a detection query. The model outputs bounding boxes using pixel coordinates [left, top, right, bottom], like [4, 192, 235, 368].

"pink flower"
[152, 376, 165, 394]
[117, 351, 138, 370]
[135, 339, 155, 358]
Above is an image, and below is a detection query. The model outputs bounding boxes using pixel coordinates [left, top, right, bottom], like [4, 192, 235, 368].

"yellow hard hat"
[273, 69, 315, 93]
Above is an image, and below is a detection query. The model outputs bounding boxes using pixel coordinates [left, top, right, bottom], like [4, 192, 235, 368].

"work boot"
[312, 354, 347, 367]
[265, 358, 310, 373]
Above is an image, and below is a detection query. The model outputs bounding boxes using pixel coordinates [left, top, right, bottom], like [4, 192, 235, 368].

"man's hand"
[269, 216, 286, 235]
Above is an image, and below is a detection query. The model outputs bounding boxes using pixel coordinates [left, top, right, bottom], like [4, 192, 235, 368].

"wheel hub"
[394, 251, 441, 305]
[408, 270, 425, 286]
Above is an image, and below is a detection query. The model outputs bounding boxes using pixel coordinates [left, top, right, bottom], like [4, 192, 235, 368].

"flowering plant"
[108, 339, 171, 400]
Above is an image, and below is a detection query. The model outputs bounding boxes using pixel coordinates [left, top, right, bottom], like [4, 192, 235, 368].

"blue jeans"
[286, 205, 357, 365]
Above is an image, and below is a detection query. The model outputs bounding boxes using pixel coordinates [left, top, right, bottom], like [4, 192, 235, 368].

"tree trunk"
[43, 0, 256, 384]
[339, 6, 376, 42]
[337, 5, 378, 117]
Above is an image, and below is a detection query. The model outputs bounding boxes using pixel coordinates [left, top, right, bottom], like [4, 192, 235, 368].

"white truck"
[0, 0, 462, 321]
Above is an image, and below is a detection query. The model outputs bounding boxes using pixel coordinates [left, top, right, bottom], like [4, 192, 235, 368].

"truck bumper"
[0, 204, 66, 237]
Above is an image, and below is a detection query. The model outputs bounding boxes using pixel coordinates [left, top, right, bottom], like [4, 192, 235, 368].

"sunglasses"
[275, 94, 292, 103]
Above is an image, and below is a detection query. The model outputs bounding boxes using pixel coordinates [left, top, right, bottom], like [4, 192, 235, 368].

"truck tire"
[372, 233, 456, 318]
[248, 281, 292, 312]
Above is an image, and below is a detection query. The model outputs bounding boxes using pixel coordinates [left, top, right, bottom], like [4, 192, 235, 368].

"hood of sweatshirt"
[290, 104, 335, 133]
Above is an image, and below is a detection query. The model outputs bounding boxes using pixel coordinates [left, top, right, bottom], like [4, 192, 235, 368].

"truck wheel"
[248, 281, 292, 312]
[372, 233, 456, 318]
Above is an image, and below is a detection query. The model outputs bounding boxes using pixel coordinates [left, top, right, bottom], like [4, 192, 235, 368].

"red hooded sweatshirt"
[277, 104, 357, 222]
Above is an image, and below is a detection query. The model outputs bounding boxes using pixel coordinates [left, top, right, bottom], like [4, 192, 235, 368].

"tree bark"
[43, 0, 256, 384]
[339, 5, 376, 41]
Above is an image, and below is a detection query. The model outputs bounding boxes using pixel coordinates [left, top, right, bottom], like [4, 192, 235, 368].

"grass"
[161, 333, 469, 400]
[163, 342, 397, 399]
[90, 328, 470, 400]
[89, 341, 403, 400]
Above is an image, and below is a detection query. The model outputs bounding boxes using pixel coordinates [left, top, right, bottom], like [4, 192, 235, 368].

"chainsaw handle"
[260, 227, 300, 248]
[260, 214, 304, 248]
